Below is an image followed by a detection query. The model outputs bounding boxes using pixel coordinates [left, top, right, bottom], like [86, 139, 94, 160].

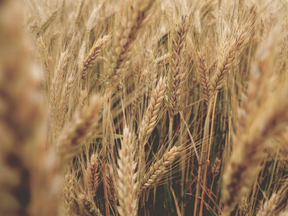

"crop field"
[1, 0, 288, 215]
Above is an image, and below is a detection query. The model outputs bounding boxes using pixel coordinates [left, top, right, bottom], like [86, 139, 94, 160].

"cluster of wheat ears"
[1, 0, 288, 215]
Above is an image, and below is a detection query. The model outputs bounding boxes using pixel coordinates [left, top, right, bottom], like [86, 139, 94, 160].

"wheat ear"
[56, 75, 75, 137]
[264, 185, 288, 216]
[74, 0, 86, 26]
[167, 15, 188, 117]
[86, 154, 100, 198]
[106, 164, 118, 214]
[78, 194, 102, 216]
[63, 173, 76, 215]
[56, 95, 104, 165]
[80, 35, 110, 89]
[37, 37, 51, 91]
[275, 32, 288, 78]
[117, 127, 138, 216]
[107, 0, 156, 92]
[212, 157, 221, 179]
[256, 194, 279, 216]
[50, 51, 70, 121]
[156, 53, 170, 65]
[36, 9, 58, 37]
[210, 30, 246, 92]
[86, 1, 105, 42]
[138, 77, 166, 146]
[222, 84, 288, 215]
[198, 52, 212, 105]
[0, 2, 62, 215]
[30, 0, 43, 23]
[140, 146, 182, 191]
[79, 89, 88, 108]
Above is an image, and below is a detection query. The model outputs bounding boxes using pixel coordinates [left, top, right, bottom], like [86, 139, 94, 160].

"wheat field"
[1, 0, 288, 215]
